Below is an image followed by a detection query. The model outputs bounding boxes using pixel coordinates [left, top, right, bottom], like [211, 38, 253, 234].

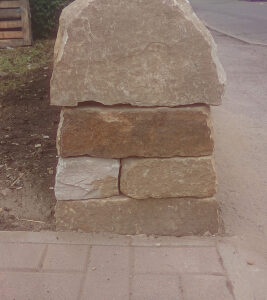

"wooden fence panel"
[0, 0, 32, 48]
[0, 20, 22, 29]
[0, 1, 20, 8]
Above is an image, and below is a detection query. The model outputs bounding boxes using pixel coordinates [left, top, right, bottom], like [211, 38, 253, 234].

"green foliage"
[29, 0, 74, 39]
[0, 40, 54, 96]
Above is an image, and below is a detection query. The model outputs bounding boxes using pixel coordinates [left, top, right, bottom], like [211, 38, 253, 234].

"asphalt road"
[190, 0, 267, 252]
[190, 0, 267, 44]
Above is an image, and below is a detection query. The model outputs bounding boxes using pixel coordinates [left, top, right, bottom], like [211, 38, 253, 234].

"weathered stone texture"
[57, 106, 214, 158]
[51, 0, 225, 107]
[55, 157, 120, 200]
[55, 196, 219, 236]
[120, 157, 216, 199]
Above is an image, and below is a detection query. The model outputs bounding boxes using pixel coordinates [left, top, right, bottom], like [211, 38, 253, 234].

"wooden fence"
[0, 0, 32, 48]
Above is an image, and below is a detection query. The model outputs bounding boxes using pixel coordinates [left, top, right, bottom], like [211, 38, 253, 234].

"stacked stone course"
[51, 0, 226, 236]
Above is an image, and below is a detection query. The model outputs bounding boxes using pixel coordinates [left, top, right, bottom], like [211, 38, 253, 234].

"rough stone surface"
[120, 157, 216, 199]
[57, 105, 214, 158]
[50, 0, 225, 107]
[55, 157, 120, 200]
[55, 196, 219, 236]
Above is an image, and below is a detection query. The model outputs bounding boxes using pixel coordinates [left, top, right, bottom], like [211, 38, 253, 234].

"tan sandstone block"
[120, 157, 216, 199]
[50, 0, 225, 107]
[55, 157, 120, 200]
[55, 196, 219, 236]
[57, 105, 214, 158]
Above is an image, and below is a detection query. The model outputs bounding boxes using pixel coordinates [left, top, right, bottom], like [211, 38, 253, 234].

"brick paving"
[1, 232, 265, 300]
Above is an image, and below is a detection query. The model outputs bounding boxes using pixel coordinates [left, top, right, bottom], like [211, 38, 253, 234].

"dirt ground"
[0, 45, 59, 231]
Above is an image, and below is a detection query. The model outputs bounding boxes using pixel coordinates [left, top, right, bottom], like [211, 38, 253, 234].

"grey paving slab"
[42, 244, 89, 272]
[217, 239, 267, 300]
[131, 274, 182, 300]
[0, 272, 82, 300]
[81, 246, 130, 300]
[134, 246, 224, 274]
[0, 231, 130, 245]
[130, 235, 216, 247]
[181, 274, 234, 300]
[0, 243, 45, 270]
[0, 232, 265, 299]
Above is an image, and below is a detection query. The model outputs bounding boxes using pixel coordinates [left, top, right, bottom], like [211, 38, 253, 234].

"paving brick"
[134, 246, 223, 274]
[81, 246, 129, 300]
[42, 244, 89, 272]
[131, 235, 216, 247]
[132, 274, 182, 300]
[0, 243, 45, 269]
[217, 240, 267, 300]
[0, 231, 130, 246]
[181, 275, 234, 300]
[0, 272, 82, 300]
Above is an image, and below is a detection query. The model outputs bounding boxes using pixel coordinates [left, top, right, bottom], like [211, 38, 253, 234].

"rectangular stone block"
[55, 196, 219, 236]
[55, 157, 120, 200]
[57, 106, 214, 158]
[120, 157, 216, 199]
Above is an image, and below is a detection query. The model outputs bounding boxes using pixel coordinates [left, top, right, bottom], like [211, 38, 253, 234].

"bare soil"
[0, 65, 59, 231]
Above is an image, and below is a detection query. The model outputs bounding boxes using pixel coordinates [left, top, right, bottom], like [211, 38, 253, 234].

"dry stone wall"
[51, 0, 225, 236]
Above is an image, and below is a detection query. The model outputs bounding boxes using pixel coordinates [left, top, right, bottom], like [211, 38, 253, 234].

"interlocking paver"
[0, 231, 264, 300]
[181, 274, 234, 300]
[81, 246, 129, 300]
[42, 244, 89, 272]
[0, 272, 82, 300]
[218, 239, 267, 300]
[131, 235, 216, 247]
[0, 231, 130, 246]
[131, 274, 182, 300]
[134, 246, 223, 274]
[0, 243, 45, 269]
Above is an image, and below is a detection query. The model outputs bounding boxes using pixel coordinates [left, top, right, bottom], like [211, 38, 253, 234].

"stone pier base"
[51, 0, 226, 237]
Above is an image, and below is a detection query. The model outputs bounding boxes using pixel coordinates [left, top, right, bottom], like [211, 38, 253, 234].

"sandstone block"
[55, 196, 219, 236]
[55, 157, 120, 200]
[51, 0, 225, 107]
[120, 157, 216, 199]
[57, 106, 214, 158]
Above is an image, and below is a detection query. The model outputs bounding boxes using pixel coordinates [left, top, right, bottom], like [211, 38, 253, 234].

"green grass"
[0, 40, 54, 96]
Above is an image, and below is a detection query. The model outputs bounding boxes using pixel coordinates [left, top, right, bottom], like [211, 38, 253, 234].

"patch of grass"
[0, 40, 54, 97]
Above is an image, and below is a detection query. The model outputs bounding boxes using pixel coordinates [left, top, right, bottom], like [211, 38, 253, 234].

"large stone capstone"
[50, 0, 225, 107]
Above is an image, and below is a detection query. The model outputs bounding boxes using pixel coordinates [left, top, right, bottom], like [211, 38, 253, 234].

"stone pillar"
[51, 0, 226, 236]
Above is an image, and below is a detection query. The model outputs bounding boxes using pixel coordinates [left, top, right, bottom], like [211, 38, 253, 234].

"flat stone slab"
[50, 0, 225, 107]
[120, 157, 216, 199]
[57, 105, 214, 158]
[55, 196, 219, 236]
[55, 157, 120, 200]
